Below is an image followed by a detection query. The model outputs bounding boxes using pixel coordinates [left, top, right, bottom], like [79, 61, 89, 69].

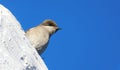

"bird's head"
[41, 19, 61, 35]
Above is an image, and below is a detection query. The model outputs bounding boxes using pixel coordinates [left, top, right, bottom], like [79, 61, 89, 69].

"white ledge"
[0, 4, 48, 70]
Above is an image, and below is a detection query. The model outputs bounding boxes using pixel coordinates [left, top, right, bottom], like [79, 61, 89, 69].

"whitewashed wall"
[0, 4, 48, 70]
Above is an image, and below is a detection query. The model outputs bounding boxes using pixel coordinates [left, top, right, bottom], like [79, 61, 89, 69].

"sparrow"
[25, 20, 60, 55]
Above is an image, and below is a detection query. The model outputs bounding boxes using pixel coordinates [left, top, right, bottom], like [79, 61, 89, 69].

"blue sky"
[1, 0, 120, 70]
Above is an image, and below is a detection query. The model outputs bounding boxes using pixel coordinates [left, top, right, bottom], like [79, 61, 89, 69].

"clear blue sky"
[1, 0, 120, 70]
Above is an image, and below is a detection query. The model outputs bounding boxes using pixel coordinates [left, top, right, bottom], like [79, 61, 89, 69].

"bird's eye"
[48, 23, 54, 26]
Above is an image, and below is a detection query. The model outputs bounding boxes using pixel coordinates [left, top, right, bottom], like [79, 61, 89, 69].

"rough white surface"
[0, 4, 48, 70]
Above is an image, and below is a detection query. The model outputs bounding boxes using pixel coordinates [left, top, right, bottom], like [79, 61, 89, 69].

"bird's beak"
[57, 27, 62, 30]
[55, 27, 61, 33]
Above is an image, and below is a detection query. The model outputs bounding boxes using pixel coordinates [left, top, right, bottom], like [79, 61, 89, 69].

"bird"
[25, 19, 60, 55]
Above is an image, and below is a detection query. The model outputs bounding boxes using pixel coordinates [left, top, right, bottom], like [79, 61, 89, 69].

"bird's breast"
[25, 27, 49, 50]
